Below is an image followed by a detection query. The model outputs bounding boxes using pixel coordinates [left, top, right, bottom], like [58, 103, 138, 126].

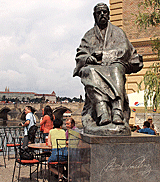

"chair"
[36, 150, 51, 177]
[12, 138, 40, 182]
[0, 134, 6, 168]
[48, 139, 68, 182]
[4, 128, 21, 160]
[68, 133, 84, 181]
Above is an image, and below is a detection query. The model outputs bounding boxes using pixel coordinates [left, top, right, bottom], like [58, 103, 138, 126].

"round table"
[28, 143, 52, 150]
[28, 143, 52, 180]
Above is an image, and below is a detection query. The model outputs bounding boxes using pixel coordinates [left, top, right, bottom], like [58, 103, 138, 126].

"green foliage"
[135, 0, 160, 29]
[151, 37, 160, 58]
[138, 63, 160, 110]
[134, 0, 160, 111]
[2, 95, 6, 101]
[56, 96, 84, 103]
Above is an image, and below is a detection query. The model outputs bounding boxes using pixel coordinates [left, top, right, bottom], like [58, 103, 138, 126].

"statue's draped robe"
[73, 22, 143, 121]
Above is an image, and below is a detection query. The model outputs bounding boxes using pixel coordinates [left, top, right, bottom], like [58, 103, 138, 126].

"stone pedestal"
[68, 131, 160, 182]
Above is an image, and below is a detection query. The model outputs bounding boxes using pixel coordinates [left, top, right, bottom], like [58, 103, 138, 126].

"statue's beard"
[99, 17, 107, 24]
[96, 17, 108, 29]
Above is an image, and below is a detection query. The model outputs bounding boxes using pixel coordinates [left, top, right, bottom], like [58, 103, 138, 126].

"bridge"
[0, 102, 84, 127]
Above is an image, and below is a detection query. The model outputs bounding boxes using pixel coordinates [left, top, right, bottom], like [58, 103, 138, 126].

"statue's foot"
[99, 113, 111, 126]
[99, 119, 111, 126]
[112, 114, 124, 125]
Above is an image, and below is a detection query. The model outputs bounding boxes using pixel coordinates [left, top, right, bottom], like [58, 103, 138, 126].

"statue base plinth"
[82, 114, 131, 136]
[68, 131, 160, 182]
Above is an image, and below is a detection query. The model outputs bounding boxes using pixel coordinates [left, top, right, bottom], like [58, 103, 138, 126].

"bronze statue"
[73, 3, 143, 135]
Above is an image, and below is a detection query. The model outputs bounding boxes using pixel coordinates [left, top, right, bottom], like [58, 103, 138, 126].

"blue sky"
[0, 0, 109, 99]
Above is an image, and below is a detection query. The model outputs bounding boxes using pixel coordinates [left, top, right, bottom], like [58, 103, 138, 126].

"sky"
[0, 0, 109, 99]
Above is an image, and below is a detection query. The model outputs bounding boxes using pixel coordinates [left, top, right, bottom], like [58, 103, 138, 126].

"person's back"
[41, 115, 53, 133]
[49, 128, 66, 148]
[48, 118, 68, 181]
[139, 127, 155, 135]
[48, 118, 67, 162]
[40, 105, 54, 142]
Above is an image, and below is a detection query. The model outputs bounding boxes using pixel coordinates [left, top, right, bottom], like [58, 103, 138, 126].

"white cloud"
[0, 0, 109, 98]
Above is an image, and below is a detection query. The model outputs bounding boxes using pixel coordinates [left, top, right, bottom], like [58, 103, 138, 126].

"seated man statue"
[73, 3, 143, 135]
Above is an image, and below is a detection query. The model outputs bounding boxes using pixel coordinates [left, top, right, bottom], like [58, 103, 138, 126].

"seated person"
[147, 116, 157, 135]
[65, 117, 79, 140]
[48, 118, 68, 181]
[138, 121, 156, 135]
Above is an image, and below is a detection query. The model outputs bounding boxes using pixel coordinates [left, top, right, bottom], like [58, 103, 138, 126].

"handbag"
[28, 125, 38, 141]
[19, 147, 34, 160]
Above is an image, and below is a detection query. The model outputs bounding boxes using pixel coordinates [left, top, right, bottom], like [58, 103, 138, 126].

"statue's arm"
[73, 33, 98, 77]
[101, 26, 143, 73]
[114, 28, 143, 73]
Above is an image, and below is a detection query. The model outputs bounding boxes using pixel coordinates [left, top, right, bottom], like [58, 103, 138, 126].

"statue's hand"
[86, 56, 97, 64]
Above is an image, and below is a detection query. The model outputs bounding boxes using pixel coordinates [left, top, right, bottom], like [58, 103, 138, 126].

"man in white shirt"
[21, 106, 36, 148]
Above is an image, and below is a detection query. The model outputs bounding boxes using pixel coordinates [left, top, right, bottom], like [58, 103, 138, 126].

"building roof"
[0, 91, 56, 96]
[0, 91, 35, 95]
[35, 93, 55, 96]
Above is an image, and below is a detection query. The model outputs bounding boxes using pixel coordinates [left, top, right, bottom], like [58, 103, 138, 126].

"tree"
[134, 0, 160, 111]
[22, 97, 25, 102]
[135, 0, 160, 29]
[15, 97, 20, 103]
[27, 97, 30, 103]
[138, 63, 160, 111]
[2, 95, 6, 101]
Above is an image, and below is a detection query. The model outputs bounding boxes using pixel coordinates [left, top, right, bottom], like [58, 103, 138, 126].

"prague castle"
[0, 87, 56, 103]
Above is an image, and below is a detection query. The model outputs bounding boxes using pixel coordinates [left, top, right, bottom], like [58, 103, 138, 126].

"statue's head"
[93, 3, 110, 29]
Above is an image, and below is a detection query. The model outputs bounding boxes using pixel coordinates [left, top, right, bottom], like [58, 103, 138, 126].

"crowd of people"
[21, 105, 79, 181]
[20, 104, 158, 181]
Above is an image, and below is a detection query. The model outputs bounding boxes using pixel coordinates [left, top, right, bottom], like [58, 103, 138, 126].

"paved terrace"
[0, 154, 58, 182]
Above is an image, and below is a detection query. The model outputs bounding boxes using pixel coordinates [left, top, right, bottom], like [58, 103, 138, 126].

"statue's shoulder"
[83, 27, 95, 38]
[109, 22, 127, 39]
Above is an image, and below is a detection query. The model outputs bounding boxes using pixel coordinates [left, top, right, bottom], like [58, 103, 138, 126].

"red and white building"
[0, 87, 56, 103]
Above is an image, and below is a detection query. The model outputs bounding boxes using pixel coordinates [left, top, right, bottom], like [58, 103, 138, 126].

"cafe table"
[28, 143, 52, 150]
[28, 143, 52, 181]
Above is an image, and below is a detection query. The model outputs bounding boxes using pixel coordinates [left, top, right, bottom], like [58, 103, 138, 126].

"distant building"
[0, 88, 56, 103]
[35, 91, 56, 103]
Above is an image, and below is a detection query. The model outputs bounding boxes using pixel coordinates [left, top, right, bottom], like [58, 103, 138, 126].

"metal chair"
[48, 139, 68, 182]
[36, 150, 51, 179]
[0, 134, 6, 168]
[12, 138, 40, 182]
[4, 128, 21, 160]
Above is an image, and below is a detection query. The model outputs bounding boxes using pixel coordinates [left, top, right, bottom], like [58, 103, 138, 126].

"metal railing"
[0, 126, 42, 155]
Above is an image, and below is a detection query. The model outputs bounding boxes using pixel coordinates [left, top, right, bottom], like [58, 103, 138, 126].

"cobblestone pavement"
[0, 154, 58, 182]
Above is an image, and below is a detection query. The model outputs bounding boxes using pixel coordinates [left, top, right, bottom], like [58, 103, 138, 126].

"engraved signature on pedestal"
[100, 156, 151, 181]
